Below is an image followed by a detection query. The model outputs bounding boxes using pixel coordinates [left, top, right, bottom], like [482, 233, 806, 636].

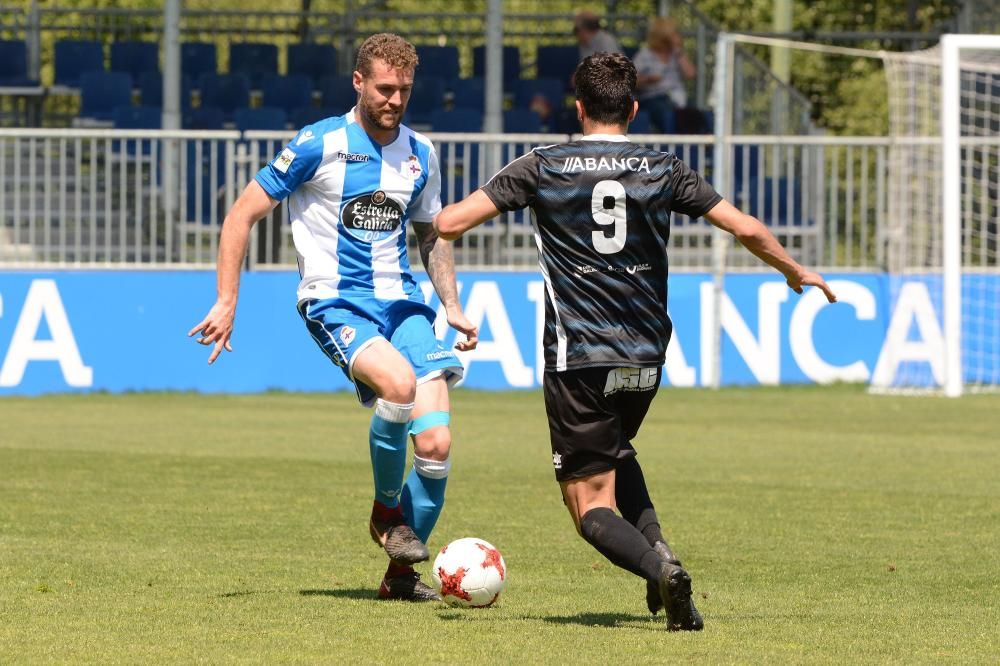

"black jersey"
[480, 135, 721, 371]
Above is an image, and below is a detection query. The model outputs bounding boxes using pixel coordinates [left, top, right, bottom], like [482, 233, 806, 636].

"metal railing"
[0, 128, 927, 272]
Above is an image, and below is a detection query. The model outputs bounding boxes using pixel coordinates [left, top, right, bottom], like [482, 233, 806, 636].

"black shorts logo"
[603, 367, 658, 395]
[341, 190, 403, 243]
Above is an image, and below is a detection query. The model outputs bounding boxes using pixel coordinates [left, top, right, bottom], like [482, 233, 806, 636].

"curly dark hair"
[355, 33, 419, 76]
[573, 52, 637, 126]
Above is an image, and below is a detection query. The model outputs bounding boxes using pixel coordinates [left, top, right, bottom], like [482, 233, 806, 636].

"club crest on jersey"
[603, 367, 658, 395]
[341, 190, 403, 243]
[401, 155, 422, 180]
[561, 156, 650, 173]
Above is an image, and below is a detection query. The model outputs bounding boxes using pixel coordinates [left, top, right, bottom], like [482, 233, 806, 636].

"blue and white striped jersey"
[255, 108, 442, 302]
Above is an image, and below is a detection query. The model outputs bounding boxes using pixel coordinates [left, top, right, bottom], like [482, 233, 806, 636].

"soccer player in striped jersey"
[189, 33, 478, 602]
[435, 52, 837, 629]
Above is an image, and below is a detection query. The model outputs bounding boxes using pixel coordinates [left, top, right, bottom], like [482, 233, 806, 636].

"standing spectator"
[633, 17, 696, 134]
[573, 10, 623, 61]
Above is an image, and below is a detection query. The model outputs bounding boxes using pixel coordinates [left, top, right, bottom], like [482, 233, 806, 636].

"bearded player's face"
[354, 59, 413, 132]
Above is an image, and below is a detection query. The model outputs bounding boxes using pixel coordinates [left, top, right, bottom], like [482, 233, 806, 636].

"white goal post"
[711, 32, 1000, 396]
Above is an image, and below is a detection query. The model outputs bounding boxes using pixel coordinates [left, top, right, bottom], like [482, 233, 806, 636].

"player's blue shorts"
[297, 295, 464, 407]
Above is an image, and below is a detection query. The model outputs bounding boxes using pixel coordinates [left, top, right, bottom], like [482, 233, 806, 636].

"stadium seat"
[112, 105, 162, 156]
[234, 106, 288, 131]
[110, 41, 159, 80]
[229, 43, 278, 88]
[198, 73, 250, 118]
[138, 71, 192, 109]
[503, 108, 542, 133]
[79, 71, 132, 121]
[450, 77, 485, 112]
[676, 107, 711, 134]
[623, 45, 639, 60]
[407, 75, 447, 124]
[628, 110, 651, 134]
[261, 74, 314, 115]
[54, 40, 104, 88]
[183, 105, 225, 130]
[113, 105, 161, 129]
[415, 45, 460, 83]
[535, 45, 578, 82]
[473, 45, 520, 89]
[738, 177, 807, 226]
[287, 43, 338, 86]
[514, 78, 566, 116]
[0, 40, 36, 86]
[182, 42, 217, 81]
[185, 139, 227, 224]
[431, 108, 482, 132]
[319, 75, 356, 110]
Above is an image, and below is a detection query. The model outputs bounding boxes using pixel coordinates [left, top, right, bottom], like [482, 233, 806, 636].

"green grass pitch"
[1, 386, 998, 663]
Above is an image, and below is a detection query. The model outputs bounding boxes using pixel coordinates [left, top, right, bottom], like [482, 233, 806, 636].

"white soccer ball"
[431, 537, 507, 608]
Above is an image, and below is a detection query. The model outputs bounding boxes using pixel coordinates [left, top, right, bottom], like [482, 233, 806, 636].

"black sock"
[615, 456, 665, 546]
[579, 507, 664, 582]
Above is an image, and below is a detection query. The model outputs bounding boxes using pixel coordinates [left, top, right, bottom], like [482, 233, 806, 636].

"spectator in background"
[633, 17, 696, 134]
[573, 10, 623, 61]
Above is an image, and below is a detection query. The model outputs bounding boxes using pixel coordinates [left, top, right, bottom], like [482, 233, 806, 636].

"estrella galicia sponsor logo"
[603, 367, 658, 395]
[337, 151, 370, 162]
[341, 190, 403, 242]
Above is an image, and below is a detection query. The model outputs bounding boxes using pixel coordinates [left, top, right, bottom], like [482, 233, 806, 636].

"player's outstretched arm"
[412, 221, 479, 352]
[704, 199, 837, 303]
[188, 181, 279, 364]
[434, 190, 502, 241]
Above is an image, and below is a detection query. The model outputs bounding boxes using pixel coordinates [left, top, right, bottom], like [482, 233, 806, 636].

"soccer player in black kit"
[434, 52, 837, 630]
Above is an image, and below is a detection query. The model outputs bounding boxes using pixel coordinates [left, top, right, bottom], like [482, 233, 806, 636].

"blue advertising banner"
[0, 270, 990, 395]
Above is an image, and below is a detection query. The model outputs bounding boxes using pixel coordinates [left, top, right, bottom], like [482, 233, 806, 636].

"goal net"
[714, 34, 1000, 395]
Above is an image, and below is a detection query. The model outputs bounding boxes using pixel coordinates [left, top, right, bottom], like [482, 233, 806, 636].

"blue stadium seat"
[473, 45, 520, 89]
[185, 140, 227, 224]
[739, 177, 807, 226]
[113, 105, 161, 129]
[138, 71, 192, 109]
[623, 45, 639, 60]
[182, 42, 217, 80]
[515, 77, 566, 116]
[287, 43, 338, 86]
[318, 75, 356, 109]
[110, 41, 159, 80]
[416, 45, 460, 83]
[503, 108, 542, 133]
[0, 40, 36, 86]
[261, 74, 314, 115]
[229, 43, 278, 88]
[431, 108, 481, 132]
[54, 40, 104, 88]
[535, 46, 578, 81]
[407, 75, 446, 124]
[79, 71, 132, 121]
[234, 106, 288, 131]
[628, 110, 651, 134]
[450, 77, 485, 112]
[198, 73, 250, 118]
[183, 105, 225, 130]
[291, 105, 344, 128]
[113, 105, 162, 156]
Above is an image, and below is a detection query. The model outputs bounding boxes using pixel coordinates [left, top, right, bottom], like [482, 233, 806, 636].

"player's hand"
[446, 307, 479, 352]
[188, 302, 236, 364]
[787, 271, 837, 303]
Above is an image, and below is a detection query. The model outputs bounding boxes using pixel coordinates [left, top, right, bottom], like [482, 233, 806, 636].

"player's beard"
[359, 93, 403, 132]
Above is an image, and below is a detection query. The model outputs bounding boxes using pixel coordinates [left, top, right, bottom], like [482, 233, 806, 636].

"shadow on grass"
[217, 590, 283, 598]
[540, 611, 663, 630]
[298, 588, 375, 601]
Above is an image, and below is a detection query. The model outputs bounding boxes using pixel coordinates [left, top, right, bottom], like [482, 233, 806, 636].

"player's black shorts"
[543, 366, 662, 482]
